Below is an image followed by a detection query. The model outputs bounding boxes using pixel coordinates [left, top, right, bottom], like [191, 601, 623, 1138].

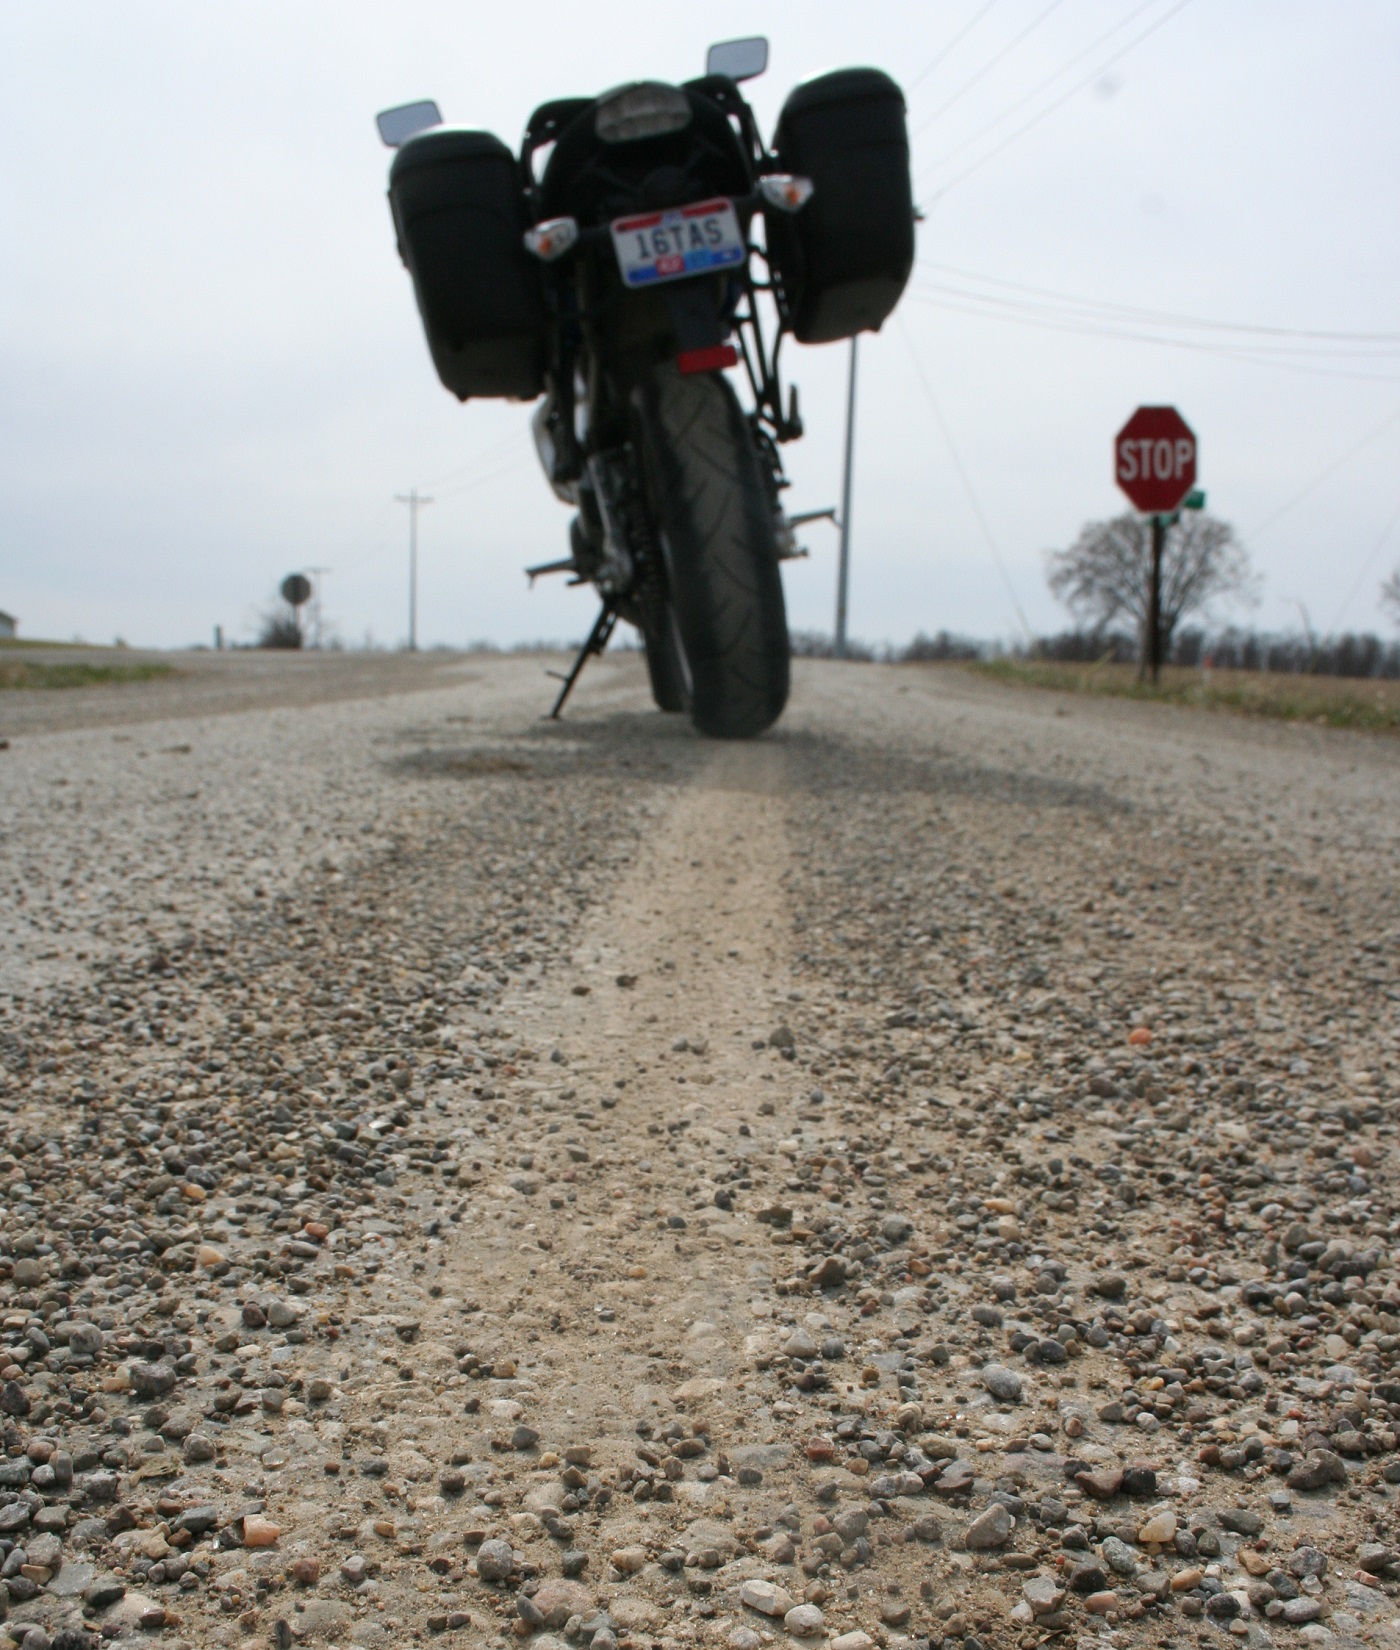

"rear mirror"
[705, 37, 769, 82]
[376, 100, 443, 148]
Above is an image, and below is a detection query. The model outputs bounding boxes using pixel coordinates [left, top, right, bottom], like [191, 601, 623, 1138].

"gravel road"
[2, 652, 1399, 1650]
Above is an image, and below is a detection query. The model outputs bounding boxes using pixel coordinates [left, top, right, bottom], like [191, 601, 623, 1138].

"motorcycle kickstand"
[545, 599, 619, 720]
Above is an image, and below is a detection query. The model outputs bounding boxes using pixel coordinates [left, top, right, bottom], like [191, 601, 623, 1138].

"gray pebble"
[981, 1364, 1022, 1403]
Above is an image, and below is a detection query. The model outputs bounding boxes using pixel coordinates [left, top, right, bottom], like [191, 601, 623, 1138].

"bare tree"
[256, 598, 302, 649]
[1047, 512, 1255, 669]
[1382, 567, 1400, 626]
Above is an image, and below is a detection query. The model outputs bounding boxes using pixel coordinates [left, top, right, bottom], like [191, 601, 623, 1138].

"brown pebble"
[1075, 1467, 1123, 1499]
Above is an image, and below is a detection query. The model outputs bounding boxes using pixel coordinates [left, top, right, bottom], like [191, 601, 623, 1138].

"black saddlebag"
[388, 130, 545, 400]
[767, 69, 914, 345]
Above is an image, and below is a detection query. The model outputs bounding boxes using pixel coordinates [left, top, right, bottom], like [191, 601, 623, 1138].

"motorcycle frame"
[730, 244, 803, 447]
[518, 80, 804, 482]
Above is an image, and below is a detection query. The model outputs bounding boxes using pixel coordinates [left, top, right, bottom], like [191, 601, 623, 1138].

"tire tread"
[635, 366, 789, 738]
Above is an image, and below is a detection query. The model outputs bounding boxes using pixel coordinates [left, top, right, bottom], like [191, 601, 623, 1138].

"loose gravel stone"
[739, 1579, 794, 1616]
[1102, 1536, 1138, 1576]
[784, 1603, 825, 1635]
[964, 1504, 1014, 1550]
[1, 654, 1398, 1649]
[476, 1539, 515, 1582]
[1023, 1575, 1065, 1614]
[981, 1363, 1022, 1403]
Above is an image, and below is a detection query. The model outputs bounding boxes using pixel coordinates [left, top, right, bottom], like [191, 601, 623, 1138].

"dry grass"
[0, 636, 90, 650]
[0, 658, 174, 691]
[972, 657, 1400, 734]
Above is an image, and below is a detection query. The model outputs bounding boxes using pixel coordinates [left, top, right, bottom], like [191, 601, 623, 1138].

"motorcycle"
[377, 37, 913, 738]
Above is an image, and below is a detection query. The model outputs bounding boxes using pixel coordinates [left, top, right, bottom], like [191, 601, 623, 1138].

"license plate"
[610, 198, 745, 289]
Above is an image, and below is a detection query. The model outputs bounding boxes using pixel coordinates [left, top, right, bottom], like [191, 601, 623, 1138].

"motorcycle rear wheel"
[633, 364, 790, 739]
[641, 616, 687, 714]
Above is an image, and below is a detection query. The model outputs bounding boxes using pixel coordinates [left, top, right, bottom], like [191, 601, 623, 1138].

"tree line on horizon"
[797, 510, 1400, 679]
[251, 514, 1400, 674]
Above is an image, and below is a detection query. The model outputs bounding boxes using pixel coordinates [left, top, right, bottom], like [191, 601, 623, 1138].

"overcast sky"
[3, 1, 1399, 651]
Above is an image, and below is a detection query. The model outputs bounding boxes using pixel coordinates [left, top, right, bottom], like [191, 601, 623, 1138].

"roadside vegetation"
[972, 655, 1400, 733]
[0, 657, 174, 691]
[957, 518, 1400, 733]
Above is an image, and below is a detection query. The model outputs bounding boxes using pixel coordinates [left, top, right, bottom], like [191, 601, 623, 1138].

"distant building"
[0, 611, 15, 640]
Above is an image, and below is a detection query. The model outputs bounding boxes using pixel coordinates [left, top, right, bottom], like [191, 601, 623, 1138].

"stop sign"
[1115, 406, 1197, 514]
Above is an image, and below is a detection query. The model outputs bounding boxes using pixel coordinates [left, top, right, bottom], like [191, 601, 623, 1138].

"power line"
[908, 282, 1400, 359]
[914, 260, 1400, 346]
[1326, 491, 1400, 634]
[912, 0, 1071, 138]
[416, 423, 528, 491]
[900, 287, 1400, 384]
[901, 285, 1400, 383]
[1244, 407, 1400, 540]
[900, 303, 1400, 628]
[920, 0, 1195, 205]
[909, 288, 1400, 369]
[906, 0, 1002, 97]
[913, 0, 1162, 185]
[336, 448, 535, 586]
[895, 314, 1034, 642]
[432, 449, 533, 502]
[338, 529, 399, 577]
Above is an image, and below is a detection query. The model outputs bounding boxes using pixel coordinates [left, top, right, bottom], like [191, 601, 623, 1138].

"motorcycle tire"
[641, 616, 687, 714]
[633, 363, 790, 739]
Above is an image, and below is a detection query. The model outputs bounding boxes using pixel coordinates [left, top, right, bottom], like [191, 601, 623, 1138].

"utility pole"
[394, 490, 433, 650]
[303, 566, 332, 650]
[834, 337, 858, 659]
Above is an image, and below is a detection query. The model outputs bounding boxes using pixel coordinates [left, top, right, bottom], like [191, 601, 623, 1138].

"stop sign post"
[1114, 406, 1198, 684]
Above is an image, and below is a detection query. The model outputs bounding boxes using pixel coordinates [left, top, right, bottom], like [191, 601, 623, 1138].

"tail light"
[678, 344, 738, 376]
[595, 82, 692, 144]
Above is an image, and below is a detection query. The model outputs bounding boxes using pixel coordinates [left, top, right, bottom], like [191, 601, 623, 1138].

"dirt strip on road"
[2, 655, 1400, 1650]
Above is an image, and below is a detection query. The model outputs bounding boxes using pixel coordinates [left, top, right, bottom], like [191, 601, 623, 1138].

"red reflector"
[678, 344, 738, 375]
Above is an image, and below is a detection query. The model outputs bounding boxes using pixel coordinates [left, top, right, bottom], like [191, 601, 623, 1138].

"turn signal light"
[523, 217, 580, 261]
[757, 174, 814, 213]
